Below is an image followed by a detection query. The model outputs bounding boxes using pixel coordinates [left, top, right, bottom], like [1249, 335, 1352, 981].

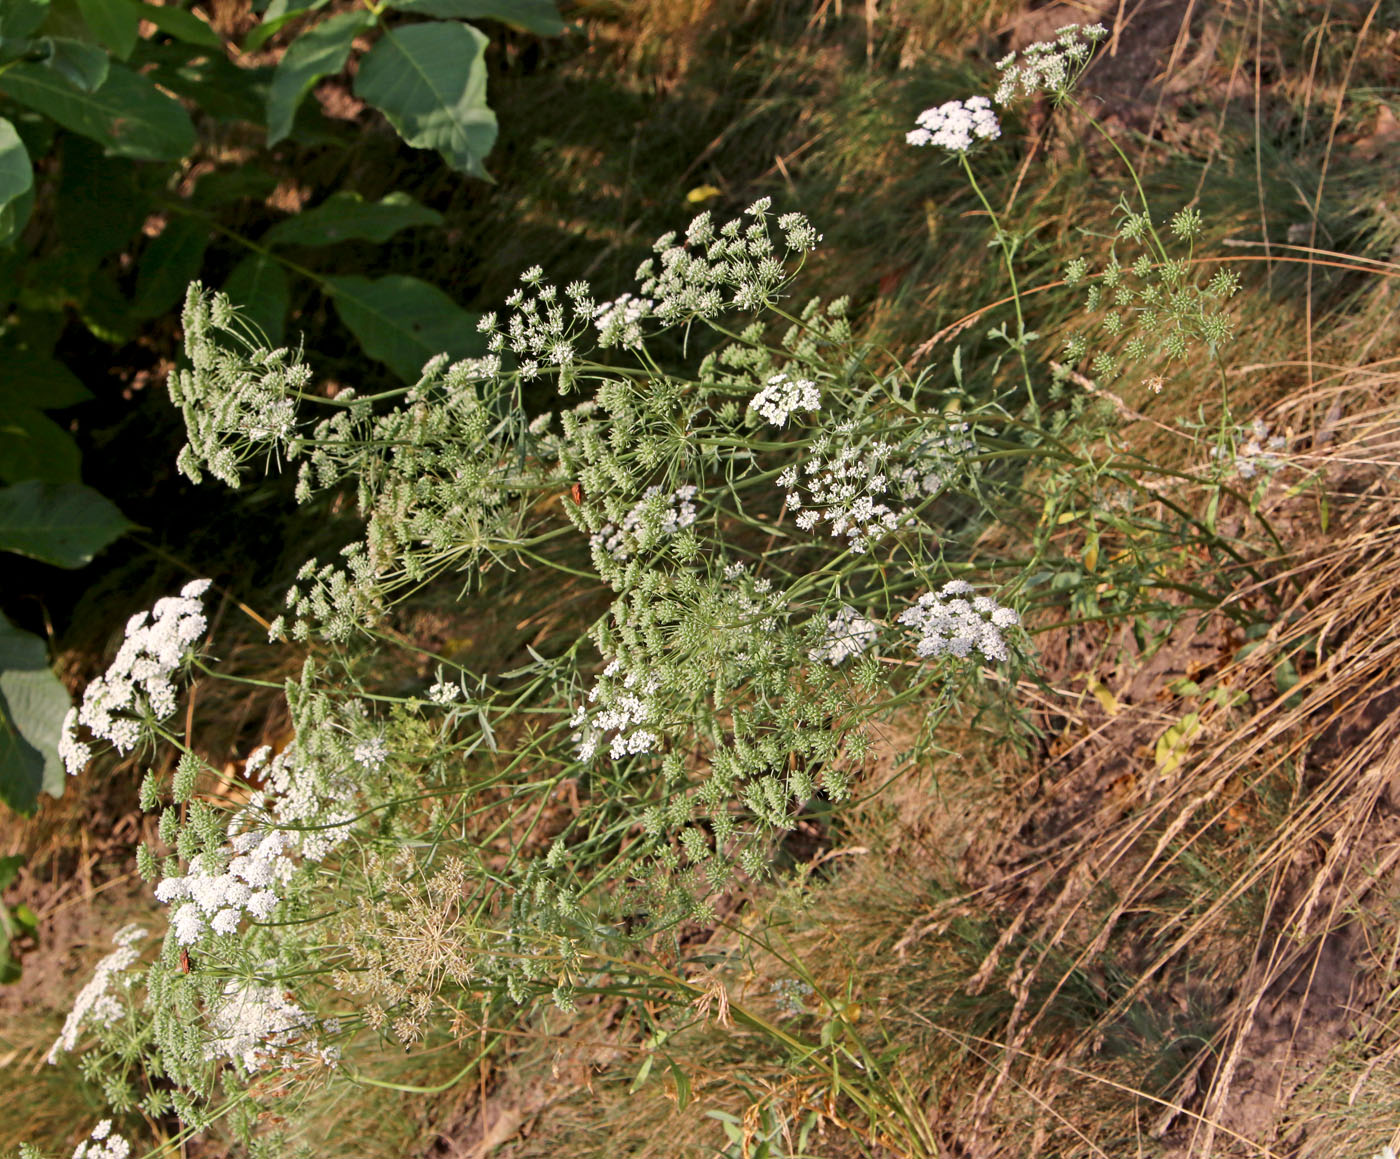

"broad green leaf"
[0, 407, 81, 483]
[353, 20, 496, 180]
[0, 615, 69, 815]
[132, 216, 209, 318]
[263, 190, 441, 247]
[0, 0, 50, 39]
[0, 185, 34, 246]
[0, 479, 132, 567]
[0, 117, 34, 244]
[74, 0, 139, 58]
[380, 0, 563, 35]
[54, 134, 141, 261]
[37, 35, 110, 91]
[265, 9, 374, 145]
[137, 38, 271, 125]
[135, 1, 222, 47]
[189, 163, 278, 207]
[326, 273, 483, 384]
[222, 251, 288, 345]
[243, 0, 329, 52]
[0, 59, 195, 159]
[0, 345, 91, 409]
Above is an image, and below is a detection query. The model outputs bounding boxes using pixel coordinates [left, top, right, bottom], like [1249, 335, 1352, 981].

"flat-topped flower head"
[994, 23, 1109, 105]
[907, 97, 1001, 154]
[750, 372, 821, 427]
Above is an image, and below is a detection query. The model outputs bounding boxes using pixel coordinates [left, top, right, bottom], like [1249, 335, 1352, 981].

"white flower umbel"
[570, 657, 662, 762]
[156, 743, 355, 945]
[427, 680, 463, 705]
[47, 925, 146, 1063]
[906, 97, 1001, 154]
[352, 735, 389, 771]
[61, 579, 212, 771]
[205, 977, 314, 1073]
[593, 292, 653, 349]
[897, 580, 1022, 663]
[993, 23, 1109, 105]
[808, 606, 880, 666]
[778, 424, 911, 555]
[750, 372, 821, 427]
[590, 484, 699, 563]
[71, 1120, 132, 1159]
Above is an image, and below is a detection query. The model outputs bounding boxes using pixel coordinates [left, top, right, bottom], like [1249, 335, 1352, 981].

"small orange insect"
[570, 482, 585, 505]
[179, 948, 192, 973]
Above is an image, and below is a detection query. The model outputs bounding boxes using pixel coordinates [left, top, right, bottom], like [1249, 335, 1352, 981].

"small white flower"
[908, 96, 1001, 154]
[352, 736, 389, 771]
[809, 606, 880, 666]
[897, 581, 1021, 664]
[750, 372, 821, 427]
[427, 681, 462, 705]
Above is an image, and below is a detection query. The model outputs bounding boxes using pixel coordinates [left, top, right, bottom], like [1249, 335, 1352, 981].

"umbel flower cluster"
[44, 188, 1038, 1154]
[59, 579, 212, 772]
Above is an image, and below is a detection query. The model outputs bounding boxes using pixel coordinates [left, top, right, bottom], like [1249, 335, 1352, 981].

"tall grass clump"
[21, 24, 1309, 1158]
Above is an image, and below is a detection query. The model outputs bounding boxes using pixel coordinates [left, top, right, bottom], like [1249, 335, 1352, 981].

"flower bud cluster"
[994, 23, 1108, 105]
[174, 284, 312, 488]
[590, 484, 699, 563]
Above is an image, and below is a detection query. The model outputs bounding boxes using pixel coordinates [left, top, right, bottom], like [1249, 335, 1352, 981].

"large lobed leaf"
[0, 59, 195, 160]
[380, 0, 564, 36]
[0, 480, 132, 568]
[265, 9, 375, 145]
[326, 273, 484, 384]
[263, 190, 442, 247]
[0, 614, 69, 815]
[353, 20, 497, 180]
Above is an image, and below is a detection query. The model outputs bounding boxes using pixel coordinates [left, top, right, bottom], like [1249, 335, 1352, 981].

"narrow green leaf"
[243, 0, 330, 52]
[326, 273, 483, 384]
[74, 0, 140, 58]
[222, 251, 289, 345]
[0, 615, 69, 814]
[263, 190, 441, 248]
[132, 216, 210, 318]
[135, 1, 222, 47]
[379, 0, 563, 35]
[0, 59, 195, 159]
[0, 479, 132, 567]
[353, 20, 496, 179]
[265, 9, 374, 145]
[37, 36, 110, 92]
[0, 117, 34, 245]
[138, 38, 271, 125]
[669, 1060, 691, 1110]
[0, 407, 81, 483]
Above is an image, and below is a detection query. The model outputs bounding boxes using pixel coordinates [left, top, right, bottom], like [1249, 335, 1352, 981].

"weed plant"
[17, 20, 1365, 1159]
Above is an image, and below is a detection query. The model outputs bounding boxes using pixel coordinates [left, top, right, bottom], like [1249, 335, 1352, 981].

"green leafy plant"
[0, 853, 38, 982]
